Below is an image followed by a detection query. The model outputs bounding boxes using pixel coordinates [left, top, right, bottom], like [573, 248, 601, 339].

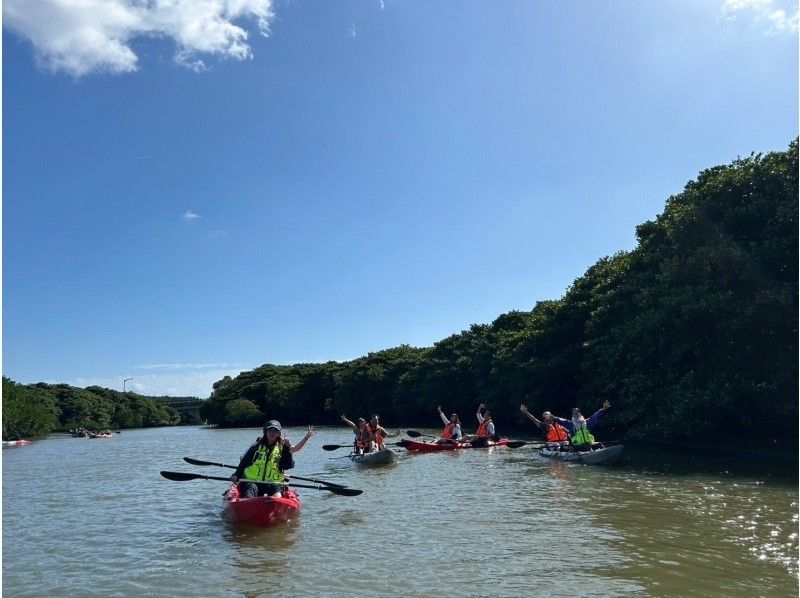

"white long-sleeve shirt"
[439, 411, 462, 439]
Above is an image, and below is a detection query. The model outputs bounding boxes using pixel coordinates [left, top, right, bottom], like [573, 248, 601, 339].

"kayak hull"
[539, 444, 624, 465]
[223, 485, 301, 527]
[349, 447, 397, 466]
[404, 438, 509, 453]
[2, 439, 31, 448]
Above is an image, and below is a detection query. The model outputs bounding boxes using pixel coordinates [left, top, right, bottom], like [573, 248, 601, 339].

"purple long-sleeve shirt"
[553, 408, 606, 435]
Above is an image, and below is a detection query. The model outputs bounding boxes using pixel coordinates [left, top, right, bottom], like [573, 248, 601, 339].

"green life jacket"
[571, 427, 595, 446]
[243, 442, 285, 483]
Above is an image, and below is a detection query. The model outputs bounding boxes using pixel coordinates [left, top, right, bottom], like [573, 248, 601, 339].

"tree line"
[5, 141, 796, 442]
[201, 140, 798, 442]
[1, 377, 191, 439]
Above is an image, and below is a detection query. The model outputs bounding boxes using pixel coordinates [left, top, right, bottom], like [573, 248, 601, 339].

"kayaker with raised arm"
[368, 414, 400, 450]
[519, 404, 569, 445]
[435, 406, 462, 444]
[462, 404, 497, 445]
[341, 415, 372, 454]
[230, 420, 314, 498]
[255, 425, 316, 448]
[552, 401, 612, 450]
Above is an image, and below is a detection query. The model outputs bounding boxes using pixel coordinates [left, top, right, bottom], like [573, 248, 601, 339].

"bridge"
[155, 398, 205, 424]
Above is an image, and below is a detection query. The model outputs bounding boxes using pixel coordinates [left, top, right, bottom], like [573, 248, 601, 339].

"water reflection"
[2, 427, 797, 597]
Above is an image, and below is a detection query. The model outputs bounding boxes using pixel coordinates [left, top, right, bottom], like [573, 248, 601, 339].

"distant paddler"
[552, 401, 612, 450]
[435, 406, 462, 444]
[462, 404, 498, 445]
[341, 415, 372, 454]
[368, 414, 400, 450]
[519, 405, 570, 445]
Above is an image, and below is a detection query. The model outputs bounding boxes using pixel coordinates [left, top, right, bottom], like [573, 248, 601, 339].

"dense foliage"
[201, 141, 797, 441]
[1, 377, 188, 439]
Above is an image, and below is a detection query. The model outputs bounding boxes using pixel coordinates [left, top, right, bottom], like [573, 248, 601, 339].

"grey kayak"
[349, 448, 398, 466]
[538, 444, 624, 465]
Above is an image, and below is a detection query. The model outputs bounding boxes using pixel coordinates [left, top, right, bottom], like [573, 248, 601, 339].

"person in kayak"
[519, 404, 570, 445]
[435, 406, 462, 444]
[368, 414, 401, 450]
[462, 404, 498, 445]
[230, 420, 314, 498]
[341, 415, 373, 454]
[552, 401, 612, 450]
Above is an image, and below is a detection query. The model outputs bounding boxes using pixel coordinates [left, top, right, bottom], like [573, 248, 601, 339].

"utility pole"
[123, 377, 133, 393]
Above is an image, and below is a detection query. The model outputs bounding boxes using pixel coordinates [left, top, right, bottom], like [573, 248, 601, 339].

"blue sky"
[3, 0, 797, 397]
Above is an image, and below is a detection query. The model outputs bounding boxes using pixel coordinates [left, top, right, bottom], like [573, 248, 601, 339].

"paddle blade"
[322, 444, 346, 451]
[184, 457, 236, 469]
[505, 441, 527, 449]
[328, 487, 363, 496]
[395, 439, 411, 448]
[161, 471, 201, 481]
[406, 430, 423, 438]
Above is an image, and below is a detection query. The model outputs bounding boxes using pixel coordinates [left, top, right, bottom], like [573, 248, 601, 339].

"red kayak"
[2, 439, 32, 448]
[223, 484, 301, 527]
[404, 438, 509, 453]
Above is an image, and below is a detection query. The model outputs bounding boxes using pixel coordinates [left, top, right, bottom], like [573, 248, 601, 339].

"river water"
[2, 426, 797, 597]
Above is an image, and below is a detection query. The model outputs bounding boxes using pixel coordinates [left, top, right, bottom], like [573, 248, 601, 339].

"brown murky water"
[3, 427, 797, 596]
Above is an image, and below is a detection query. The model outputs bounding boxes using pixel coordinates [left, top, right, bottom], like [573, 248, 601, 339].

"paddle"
[406, 430, 424, 438]
[505, 441, 550, 449]
[322, 439, 410, 451]
[160, 471, 362, 496]
[182, 457, 348, 489]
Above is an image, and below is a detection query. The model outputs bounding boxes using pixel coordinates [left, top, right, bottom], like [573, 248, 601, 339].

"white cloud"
[183, 210, 200, 220]
[379, 0, 385, 11]
[3, 0, 275, 77]
[723, 0, 799, 32]
[349, 23, 357, 38]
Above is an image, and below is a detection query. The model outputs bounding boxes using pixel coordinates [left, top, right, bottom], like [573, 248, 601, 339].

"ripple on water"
[2, 428, 797, 597]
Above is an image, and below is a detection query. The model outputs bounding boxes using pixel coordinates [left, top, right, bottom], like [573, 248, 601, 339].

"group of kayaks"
[168, 424, 626, 530]
[402, 437, 624, 464]
[219, 437, 623, 528]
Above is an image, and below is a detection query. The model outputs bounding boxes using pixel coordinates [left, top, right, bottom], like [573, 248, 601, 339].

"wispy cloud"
[349, 23, 358, 38]
[209, 229, 229, 238]
[379, 0, 385, 11]
[722, 0, 799, 33]
[182, 210, 200, 221]
[3, 0, 275, 77]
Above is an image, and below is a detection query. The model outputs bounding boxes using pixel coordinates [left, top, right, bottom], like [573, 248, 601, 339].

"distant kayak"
[538, 444, 624, 465]
[223, 485, 301, 527]
[2, 439, 31, 448]
[404, 438, 509, 453]
[349, 447, 397, 466]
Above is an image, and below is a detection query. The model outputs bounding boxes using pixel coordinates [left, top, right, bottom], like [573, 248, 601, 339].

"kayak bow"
[223, 484, 301, 527]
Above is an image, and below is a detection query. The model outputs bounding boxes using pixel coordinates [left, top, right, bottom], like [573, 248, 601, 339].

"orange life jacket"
[372, 426, 385, 446]
[355, 424, 372, 450]
[545, 422, 569, 442]
[441, 422, 456, 439]
[476, 417, 492, 437]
